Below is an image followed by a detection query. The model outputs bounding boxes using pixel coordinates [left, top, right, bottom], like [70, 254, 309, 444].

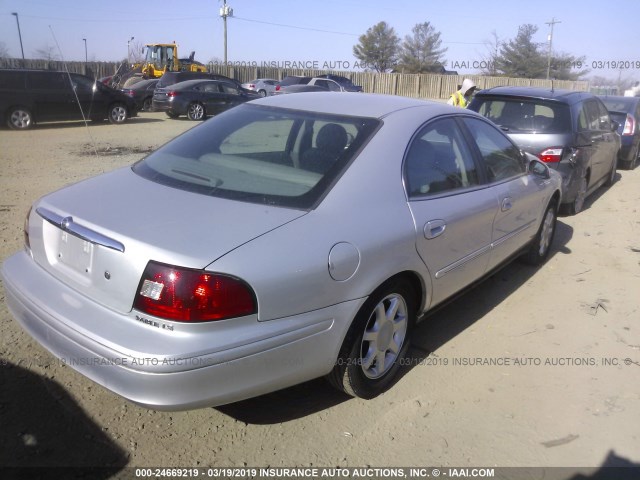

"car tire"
[7, 107, 33, 130]
[622, 145, 639, 170]
[187, 102, 205, 121]
[566, 169, 588, 215]
[522, 201, 557, 266]
[107, 103, 128, 124]
[258, 89, 267, 97]
[142, 97, 152, 112]
[604, 157, 617, 187]
[166, 111, 180, 119]
[327, 277, 416, 399]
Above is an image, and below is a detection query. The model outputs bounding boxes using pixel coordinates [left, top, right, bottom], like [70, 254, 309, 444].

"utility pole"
[220, 0, 233, 63]
[11, 12, 25, 60]
[545, 17, 561, 80]
[83, 38, 87, 63]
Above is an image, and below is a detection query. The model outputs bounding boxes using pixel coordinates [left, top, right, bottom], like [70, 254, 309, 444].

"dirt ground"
[1, 112, 639, 476]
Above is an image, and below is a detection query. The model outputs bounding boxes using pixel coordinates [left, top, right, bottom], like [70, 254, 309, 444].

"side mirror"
[526, 153, 551, 179]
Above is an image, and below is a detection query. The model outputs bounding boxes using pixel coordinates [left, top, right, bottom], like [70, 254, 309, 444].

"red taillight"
[538, 147, 563, 163]
[133, 261, 256, 322]
[167, 91, 178, 98]
[275, 85, 281, 91]
[623, 114, 635, 136]
[248, 84, 255, 89]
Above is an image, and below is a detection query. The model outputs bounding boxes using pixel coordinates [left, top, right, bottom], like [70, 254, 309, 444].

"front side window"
[133, 104, 379, 209]
[404, 117, 479, 197]
[462, 117, 526, 183]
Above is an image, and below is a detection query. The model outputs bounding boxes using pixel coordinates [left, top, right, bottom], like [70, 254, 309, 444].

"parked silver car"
[469, 87, 619, 214]
[241, 78, 279, 97]
[1, 93, 562, 410]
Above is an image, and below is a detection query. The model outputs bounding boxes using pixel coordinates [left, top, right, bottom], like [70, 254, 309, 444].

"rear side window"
[27, 72, 69, 90]
[133, 104, 380, 209]
[0, 71, 26, 90]
[404, 117, 480, 197]
[472, 97, 571, 133]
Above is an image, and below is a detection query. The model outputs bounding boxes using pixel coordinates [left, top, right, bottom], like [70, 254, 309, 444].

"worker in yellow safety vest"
[447, 79, 477, 108]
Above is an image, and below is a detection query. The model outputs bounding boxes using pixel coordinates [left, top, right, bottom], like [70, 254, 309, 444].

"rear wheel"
[566, 170, 588, 215]
[522, 201, 557, 265]
[622, 145, 639, 170]
[604, 157, 617, 186]
[327, 278, 416, 399]
[7, 107, 33, 129]
[187, 102, 205, 121]
[107, 103, 127, 124]
[258, 89, 267, 97]
[166, 111, 180, 119]
[142, 97, 152, 112]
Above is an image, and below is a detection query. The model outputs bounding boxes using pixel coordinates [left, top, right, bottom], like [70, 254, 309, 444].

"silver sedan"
[1, 93, 562, 410]
[240, 78, 279, 97]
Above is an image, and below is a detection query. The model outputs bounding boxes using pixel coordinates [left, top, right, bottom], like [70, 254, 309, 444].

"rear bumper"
[1, 251, 357, 410]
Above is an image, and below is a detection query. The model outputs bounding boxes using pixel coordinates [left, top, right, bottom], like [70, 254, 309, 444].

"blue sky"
[1, 0, 638, 80]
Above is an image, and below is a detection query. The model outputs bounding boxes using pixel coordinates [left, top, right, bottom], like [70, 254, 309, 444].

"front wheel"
[142, 97, 152, 112]
[327, 278, 416, 399]
[522, 201, 557, 265]
[258, 89, 267, 97]
[187, 102, 205, 121]
[7, 107, 33, 129]
[107, 103, 128, 124]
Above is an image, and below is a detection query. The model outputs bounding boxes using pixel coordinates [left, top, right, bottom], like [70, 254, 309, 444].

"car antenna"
[49, 25, 99, 159]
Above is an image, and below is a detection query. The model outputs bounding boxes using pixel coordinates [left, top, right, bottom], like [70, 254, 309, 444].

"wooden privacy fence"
[0, 58, 589, 99]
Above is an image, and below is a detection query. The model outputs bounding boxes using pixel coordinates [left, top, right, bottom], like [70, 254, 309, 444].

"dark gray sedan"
[152, 79, 259, 120]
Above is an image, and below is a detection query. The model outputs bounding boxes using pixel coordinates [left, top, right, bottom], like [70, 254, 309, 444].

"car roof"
[476, 86, 593, 105]
[169, 79, 230, 89]
[253, 92, 460, 119]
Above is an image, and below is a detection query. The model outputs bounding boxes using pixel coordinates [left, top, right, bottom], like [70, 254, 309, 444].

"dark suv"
[469, 87, 620, 214]
[0, 69, 137, 129]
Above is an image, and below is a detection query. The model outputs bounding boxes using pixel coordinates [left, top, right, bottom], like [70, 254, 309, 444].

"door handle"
[424, 219, 446, 239]
[501, 197, 512, 212]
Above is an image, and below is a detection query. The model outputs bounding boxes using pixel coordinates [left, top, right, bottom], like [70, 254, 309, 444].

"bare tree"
[480, 30, 502, 76]
[130, 39, 145, 64]
[33, 45, 60, 61]
[0, 42, 10, 59]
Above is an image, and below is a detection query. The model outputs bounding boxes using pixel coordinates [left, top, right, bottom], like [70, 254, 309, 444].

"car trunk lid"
[27, 166, 305, 314]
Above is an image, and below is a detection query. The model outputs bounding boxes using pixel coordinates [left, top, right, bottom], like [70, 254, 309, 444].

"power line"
[232, 16, 358, 37]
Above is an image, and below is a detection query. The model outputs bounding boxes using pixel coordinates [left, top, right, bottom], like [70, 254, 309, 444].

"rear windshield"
[600, 98, 634, 113]
[471, 97, 571, 133]
[133, 104, 380, 209]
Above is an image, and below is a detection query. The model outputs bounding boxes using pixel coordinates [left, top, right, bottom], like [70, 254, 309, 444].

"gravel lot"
[1, 112, 639, 476]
